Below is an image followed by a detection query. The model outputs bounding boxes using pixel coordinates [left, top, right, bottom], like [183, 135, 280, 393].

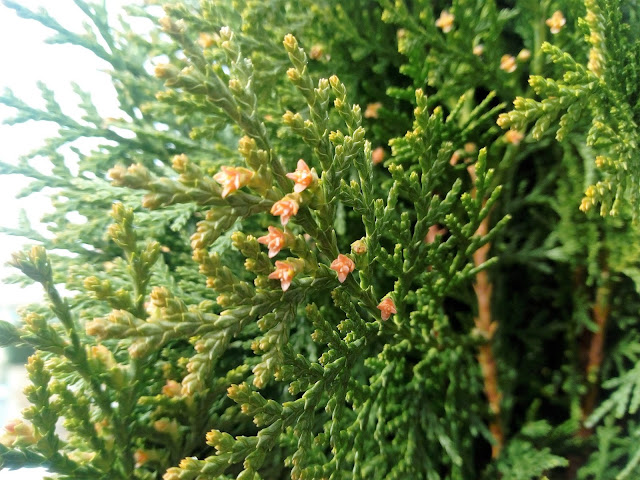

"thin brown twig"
[578, 266, 611, 438]
[468, 164, 503, 458]
[472, 215, 503, 458]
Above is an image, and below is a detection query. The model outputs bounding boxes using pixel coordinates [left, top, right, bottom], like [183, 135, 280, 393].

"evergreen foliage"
[1, 0, 640, 479]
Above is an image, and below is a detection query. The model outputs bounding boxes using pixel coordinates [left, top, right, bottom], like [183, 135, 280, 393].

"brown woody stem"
[578, 266, 610, 438]
[472, 212, 503, 458]
[467, 163, 503, 458]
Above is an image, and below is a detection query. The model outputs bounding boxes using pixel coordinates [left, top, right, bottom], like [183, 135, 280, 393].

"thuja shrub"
[1, 0, 640, 478]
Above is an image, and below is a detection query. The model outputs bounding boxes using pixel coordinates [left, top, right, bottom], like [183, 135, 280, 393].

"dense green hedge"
[2, 1, 640, 479]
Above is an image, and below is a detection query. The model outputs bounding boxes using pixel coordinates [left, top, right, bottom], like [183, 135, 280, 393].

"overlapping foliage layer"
[1, 0, 640, 479]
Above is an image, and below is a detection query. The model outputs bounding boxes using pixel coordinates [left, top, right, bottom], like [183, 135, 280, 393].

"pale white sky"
[0, 1, 141, 477]
[0, 0, 133, 307]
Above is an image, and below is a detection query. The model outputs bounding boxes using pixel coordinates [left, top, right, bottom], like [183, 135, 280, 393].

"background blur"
[0, 1, 135, 477]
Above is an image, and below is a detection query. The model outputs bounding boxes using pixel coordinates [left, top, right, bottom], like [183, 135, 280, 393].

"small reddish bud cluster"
[546, 11, 566, 34]
[213, 166, 254, 198]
